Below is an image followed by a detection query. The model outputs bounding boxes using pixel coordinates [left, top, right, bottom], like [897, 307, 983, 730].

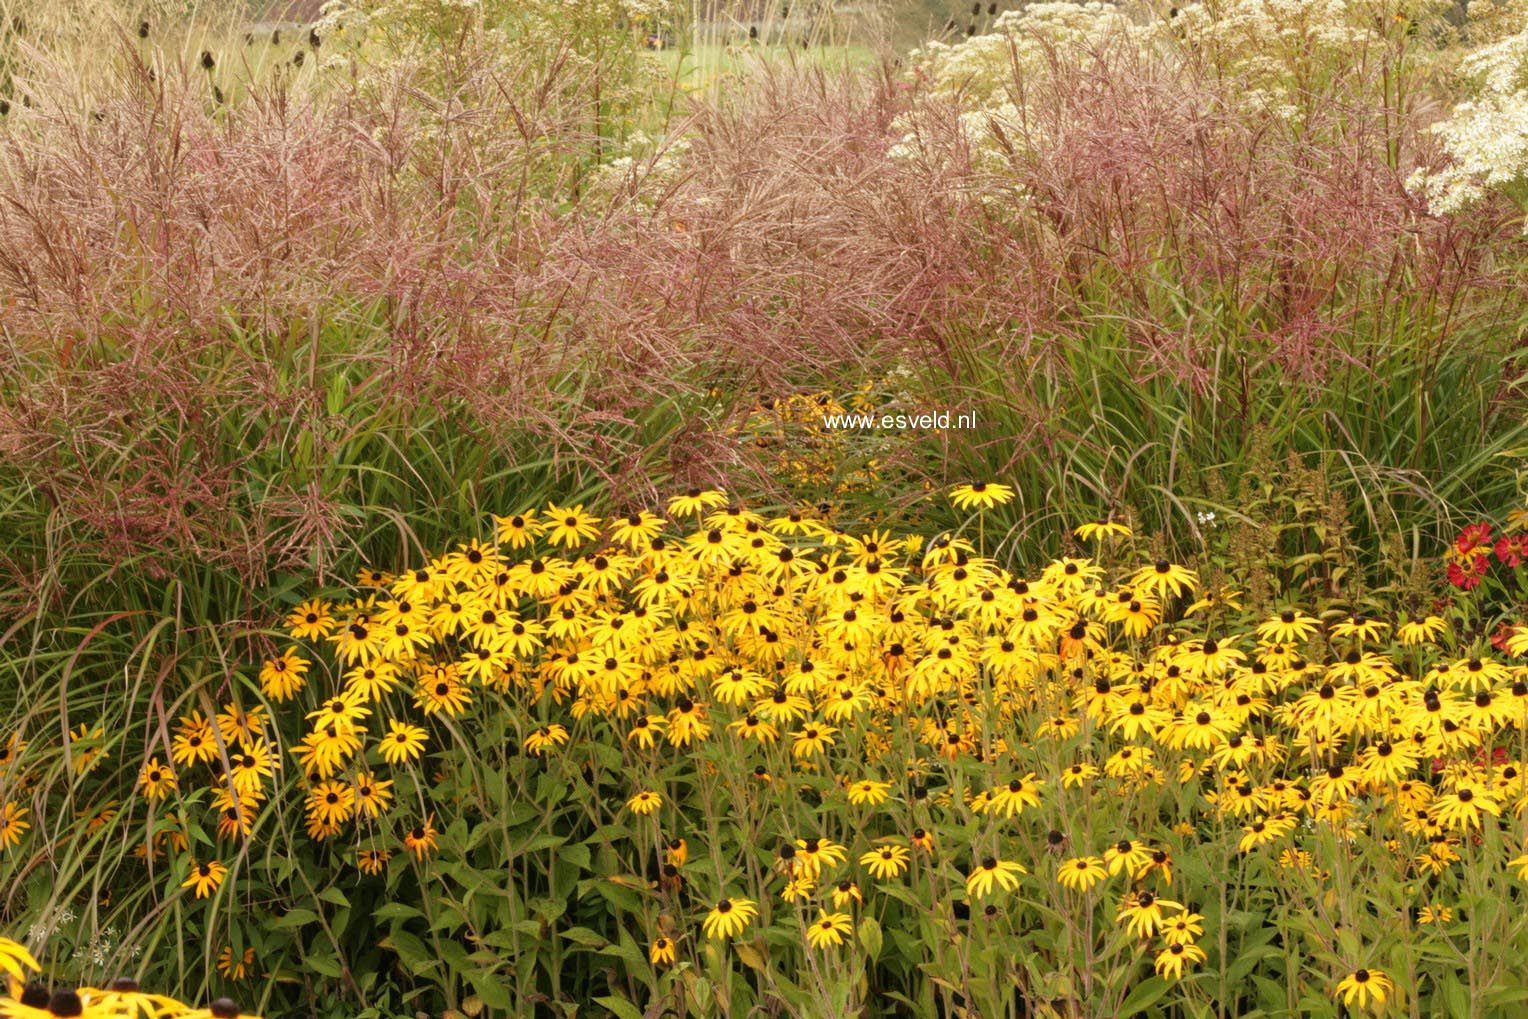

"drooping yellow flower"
[358, 848, 392, 875]
[525, 724, 571, 756]
[846, 778, 892, 806]
[1129, 559, 1198, 600]
[649, 935, 677, 966]
[1073, 518, 1132, 541]
[0, 936, 39, 983]
[790, 722, 839, 759]
[804, 910, 853, 949]
[1103, 838, 1155, 875]
[218, 944, 257, 980]
[1398, 615, 1448, 646]
[1256, 609, 1321, 645]
[626, 790, 663, 816]
[1335, 967, 1393, 1010]
[404, 817, 439, 859]
[667, 488, 728, 518]
[138, 758, 178, 802]
[965, 856, 1026, 899]
[1329, 615, 1389, 643]
[702, 897, 758, 940]
[1056, 856, 1107, 892]
[1117, 890, 1183, 938]
[981, 774, 1044, 818]
[1154, 941, 1207, 980]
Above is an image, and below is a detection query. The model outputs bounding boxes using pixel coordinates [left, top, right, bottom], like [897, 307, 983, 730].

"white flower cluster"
[908, 3, 1134, 109]
[897, 0, 1446, 174]
[588, 129, 694, 198]
[26, 905, 77, 943]
[1408, 15, 1528, 225]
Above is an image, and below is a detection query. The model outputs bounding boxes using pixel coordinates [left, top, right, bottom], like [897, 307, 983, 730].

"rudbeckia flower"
[357, 849, 392, 875]
[285, 599, 336, 640]
[1237, 815, 1296, 854]
[1335, 967, 1392, 1010]
[1129, 559, 1198, 600]
[1162, 911, 1204, 945]
[182, 858, 229, 899]
[804, 910, 853, 949]
[1116, 889, 1182, 938]
[1060, 761, 1100, 788]
[1103, 839, 1154, 875]
[948, 482, 1015, 511]
[649, 936, 676, 966]
[1154, 941, 1206, 980]
[138, 758, 178, 802]
[981, 774, 1044, 818]
[1432, 783, 1501, 831]
[626, 791, 662, 816]
[544, 503, 603, 549]
[1256, 609, 1321, 645]
[404, 817, 439, 859]
[0, 937, 39, 984]
[859, 843, 911, 880]
[1417, 904, 1452, 925]
[846, 778, 892, 806]
[701, 897, 758, 940]
[1073, 519, 1132, 541]
[790, 723, 839, 759]
[667, 488, 728, 518]
[964, 856, 1026, 899]
[1056, 855, 1107, 892]
[1329, 614, 1389, 643]
[524, 725, 571, 756]
[493, 510, 543, 549]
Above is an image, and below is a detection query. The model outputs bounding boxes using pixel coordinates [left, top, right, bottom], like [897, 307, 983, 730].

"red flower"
[1496, 534, 1528, 567]
[1492, 622, 1515, 652]
[1448, 554, 1489, 590]
[1457, 522, 1493, 557]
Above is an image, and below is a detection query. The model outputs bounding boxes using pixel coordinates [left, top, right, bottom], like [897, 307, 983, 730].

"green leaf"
[273, 908, 320, 929]
[306, 952, 343, 979]
[1442, 972, 1470, 1019]
[471, 973, 514, 1010]
[858, 916, 883, 960]
[559, 841, 591, 871]
[373, 902, 424, 922]
[1118, 976, 1172, 1017]
[560, 925, 609, 948]
[317, 886, 350, 908]
[594, 996, 643, 1019]
[384, 931, 438, 977]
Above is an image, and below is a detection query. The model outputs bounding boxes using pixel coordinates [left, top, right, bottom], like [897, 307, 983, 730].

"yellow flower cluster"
[10, 485, 1528, 1007]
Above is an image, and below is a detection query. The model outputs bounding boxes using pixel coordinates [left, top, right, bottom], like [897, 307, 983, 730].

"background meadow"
[3, 0, 1528, 1016]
